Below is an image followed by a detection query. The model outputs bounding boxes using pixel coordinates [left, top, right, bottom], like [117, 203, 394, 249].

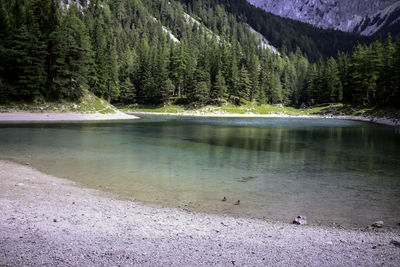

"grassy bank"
[0, 91, 117, 114]
[119, 102, 400, 120]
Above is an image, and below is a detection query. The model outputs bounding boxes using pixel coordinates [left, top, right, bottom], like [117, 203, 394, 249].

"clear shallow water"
[1, 116, 400, 226]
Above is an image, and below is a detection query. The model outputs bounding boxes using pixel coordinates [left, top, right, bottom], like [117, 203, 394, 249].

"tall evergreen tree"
[238, 65, 251, 102]
[211, 70, 227, 102]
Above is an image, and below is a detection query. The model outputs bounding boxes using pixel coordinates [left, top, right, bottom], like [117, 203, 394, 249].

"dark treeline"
[0, 0, 399, 108]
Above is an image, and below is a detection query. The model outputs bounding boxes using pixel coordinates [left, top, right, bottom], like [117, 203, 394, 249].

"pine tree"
[119, 47, 137, 104]
[10, 4, 47, 101]
[170, 42, 187, 98]
[211, 70, 227, 102]
[238, 65, 251, 102]
[229, 51, 239, 100]
[105, 30, 119, 103]
[161, 79, 175, 104]
[194, 81, 210, 106]
[191, 68, 210, 104]
[270, 71, 283, 104]
[326, 57, 343, 103]
[248, 53, 260, 102]
[51, 5, 92, 100]
[0, 1, 11, 102]
[136, 39, 152, 103]
[304, 63, 317, 106]
[153, 36, 170, 103]
[89, 2, 108, 98]
[378, 35, 395, 104]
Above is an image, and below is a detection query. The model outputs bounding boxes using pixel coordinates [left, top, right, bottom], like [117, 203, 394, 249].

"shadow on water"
[185, 135, 306, 153]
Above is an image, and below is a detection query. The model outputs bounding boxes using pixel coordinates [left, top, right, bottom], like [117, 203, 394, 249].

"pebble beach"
[1, 160, 399, 266]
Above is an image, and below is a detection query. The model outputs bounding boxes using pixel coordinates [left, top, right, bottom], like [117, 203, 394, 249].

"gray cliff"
[248, 0, 400, 35]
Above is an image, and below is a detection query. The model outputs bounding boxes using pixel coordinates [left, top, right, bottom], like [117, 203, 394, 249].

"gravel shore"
[1, 160, 399, 266]
[0, 111, 138, 121]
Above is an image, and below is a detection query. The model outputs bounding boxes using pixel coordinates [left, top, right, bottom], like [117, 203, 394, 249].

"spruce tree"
[105, 30, 119, 103]
[170, 42, 187, 98]
[326, 57, 343, 103]
[238, 65, 251, 102]
[211, 70, 227, 102]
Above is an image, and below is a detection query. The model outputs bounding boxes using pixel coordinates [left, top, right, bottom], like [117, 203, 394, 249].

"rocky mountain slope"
[247, 0, 400, 36]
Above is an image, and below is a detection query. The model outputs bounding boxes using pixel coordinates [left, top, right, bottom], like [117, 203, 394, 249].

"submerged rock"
[293, 216, 307, 225]
[371, 221, 384, 228]
[390, 240, 400, 248]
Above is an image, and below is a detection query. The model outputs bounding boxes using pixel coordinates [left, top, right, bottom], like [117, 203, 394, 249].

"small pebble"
[53, 219, 57, 223]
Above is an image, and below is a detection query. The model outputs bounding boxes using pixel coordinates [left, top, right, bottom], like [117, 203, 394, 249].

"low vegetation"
[119, 102, 400, 119]
[0, 91, 116, 114]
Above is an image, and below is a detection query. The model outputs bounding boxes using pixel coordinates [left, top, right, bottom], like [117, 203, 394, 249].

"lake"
[1, 115, 399, 226]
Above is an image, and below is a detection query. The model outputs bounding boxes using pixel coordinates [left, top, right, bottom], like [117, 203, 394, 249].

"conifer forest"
[1, 0, 400, 108]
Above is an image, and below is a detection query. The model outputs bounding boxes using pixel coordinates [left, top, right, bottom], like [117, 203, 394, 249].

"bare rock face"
[247, 0, 400, 35]
[293, 216, 307, 225]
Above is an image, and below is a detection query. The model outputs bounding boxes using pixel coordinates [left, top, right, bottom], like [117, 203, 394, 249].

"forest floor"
[1, 160, 400, 266]
[121, 103, 400, 126]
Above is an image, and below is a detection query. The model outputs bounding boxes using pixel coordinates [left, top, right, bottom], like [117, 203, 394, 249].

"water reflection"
[0, 116, 399, 226]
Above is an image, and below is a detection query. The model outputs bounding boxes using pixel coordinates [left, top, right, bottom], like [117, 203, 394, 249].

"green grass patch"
[118, 104, 186, 114]
[118, 102, 399, 119]
[0, 91, 117, 114]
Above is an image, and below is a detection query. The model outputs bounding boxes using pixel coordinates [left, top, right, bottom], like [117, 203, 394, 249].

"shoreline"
[130, 111, 400, 127]
[0, 111, 139, 121]
[0, 110, 398, 127]
[1, 160, 399, 266]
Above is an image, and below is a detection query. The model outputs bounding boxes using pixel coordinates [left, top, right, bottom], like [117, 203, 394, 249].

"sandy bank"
[1, 160, 399, 266]
[131, 111, 400, 127]
[0, 111, 138, 122]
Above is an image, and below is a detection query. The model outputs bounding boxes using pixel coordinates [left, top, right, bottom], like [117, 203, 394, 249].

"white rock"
[371, 221, 384, 228]
[293, 215, 307, 225]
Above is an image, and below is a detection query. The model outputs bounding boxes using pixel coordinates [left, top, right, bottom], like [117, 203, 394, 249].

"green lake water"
[1, 115, 400, 226]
